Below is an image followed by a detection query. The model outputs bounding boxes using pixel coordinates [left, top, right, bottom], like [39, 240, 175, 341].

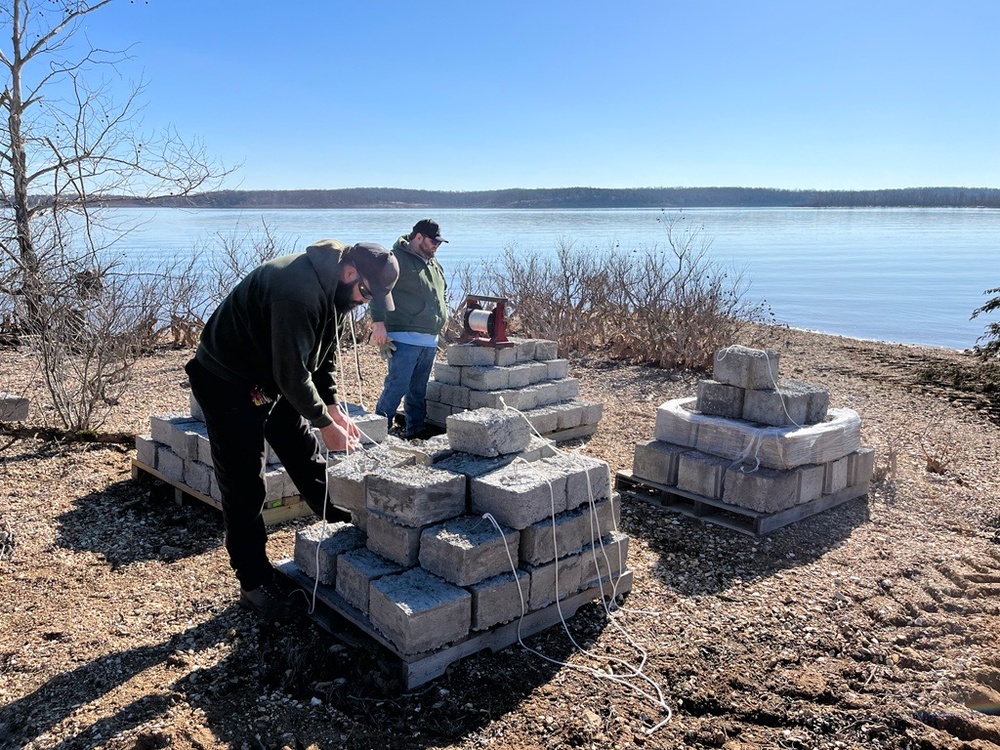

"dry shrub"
[453, 214, 773, 370]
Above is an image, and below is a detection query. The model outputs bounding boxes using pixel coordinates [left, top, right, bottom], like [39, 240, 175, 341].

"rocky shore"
[1, 326, 998, 750]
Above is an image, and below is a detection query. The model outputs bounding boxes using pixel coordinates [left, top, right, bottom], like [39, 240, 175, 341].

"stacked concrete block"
[293, 521, 366, 585]
[630, 345, 876, 519]
[445, 407, 531, 457]
[327, 446, 417, 517]
[288, 405, 631, 657]
[0, 393, 29, 421]
[423, 338, 602, 440]
[139, 401, 390, 520]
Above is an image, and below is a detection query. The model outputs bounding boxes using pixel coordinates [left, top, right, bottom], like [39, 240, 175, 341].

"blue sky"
[73, 0, 1000, 191]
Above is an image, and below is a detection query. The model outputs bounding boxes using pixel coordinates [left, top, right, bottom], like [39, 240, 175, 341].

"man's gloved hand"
[378, 341, 396, 361]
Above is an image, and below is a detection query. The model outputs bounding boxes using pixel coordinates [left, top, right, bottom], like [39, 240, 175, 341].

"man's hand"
[371, 321, 388, 345]
[322, 404, 360, 451]
[378, 341, 396, 361]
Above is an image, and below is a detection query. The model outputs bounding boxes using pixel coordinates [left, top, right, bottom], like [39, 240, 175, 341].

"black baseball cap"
[412, 219, 448, 244]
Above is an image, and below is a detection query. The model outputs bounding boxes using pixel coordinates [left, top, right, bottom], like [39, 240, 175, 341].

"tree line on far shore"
[101, 186, 1000, 210]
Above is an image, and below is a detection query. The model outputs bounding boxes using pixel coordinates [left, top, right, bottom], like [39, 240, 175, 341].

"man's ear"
[340, 263, 358, 284]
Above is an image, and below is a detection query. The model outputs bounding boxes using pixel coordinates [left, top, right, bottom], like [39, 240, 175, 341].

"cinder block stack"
[292, 406, 629, 656]
[0, 392, 28, 421]
[136, 394, 390, 515]
[631, 345, 875, 514]
[422, 339, 603, 440]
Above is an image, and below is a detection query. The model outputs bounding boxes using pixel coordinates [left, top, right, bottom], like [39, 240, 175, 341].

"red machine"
[458, 295, 513, 348]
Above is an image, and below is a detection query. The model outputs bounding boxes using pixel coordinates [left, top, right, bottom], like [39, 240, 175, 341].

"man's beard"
[334, 281, 362, 313]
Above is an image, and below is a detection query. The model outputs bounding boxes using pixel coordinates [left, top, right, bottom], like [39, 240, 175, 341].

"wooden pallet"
[131, 459, 312, 526]
[616, 470, 868, 536]
[275, 558, 633, 690]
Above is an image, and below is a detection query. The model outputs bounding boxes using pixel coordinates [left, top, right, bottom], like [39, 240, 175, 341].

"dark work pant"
[185, 358, 348, 590]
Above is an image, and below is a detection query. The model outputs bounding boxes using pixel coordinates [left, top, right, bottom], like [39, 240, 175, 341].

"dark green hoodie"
[369, 236, 447, 335]
[195, 239, 351, 428]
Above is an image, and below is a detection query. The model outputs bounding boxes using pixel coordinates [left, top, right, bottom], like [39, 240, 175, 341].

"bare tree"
[0, 0, 233, 430]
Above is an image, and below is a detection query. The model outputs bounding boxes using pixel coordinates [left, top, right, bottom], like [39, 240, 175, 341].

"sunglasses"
[356, 278, 373, 300]
[427, 237, 443, 247]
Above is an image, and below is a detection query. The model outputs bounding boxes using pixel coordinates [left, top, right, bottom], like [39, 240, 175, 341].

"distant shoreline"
[99, 186, 1000, 211]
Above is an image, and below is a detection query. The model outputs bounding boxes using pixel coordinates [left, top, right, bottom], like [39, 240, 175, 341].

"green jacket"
[370, 235, 447, 335]
[195, 239, 351, 428]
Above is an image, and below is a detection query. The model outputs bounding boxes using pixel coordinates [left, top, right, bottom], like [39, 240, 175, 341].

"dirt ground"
[1, 327, 999, 750]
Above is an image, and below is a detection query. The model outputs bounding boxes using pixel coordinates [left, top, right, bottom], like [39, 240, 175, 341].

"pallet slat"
[616, 470, 867, 536]
[131, 459, 311, 526]
[275, 559, 632, 689]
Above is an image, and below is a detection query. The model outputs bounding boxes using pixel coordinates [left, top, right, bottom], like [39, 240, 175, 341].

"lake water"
[107, 206, 999, 350]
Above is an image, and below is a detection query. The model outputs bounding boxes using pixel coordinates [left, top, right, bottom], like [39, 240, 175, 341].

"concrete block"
[369, 568, 472, 655]
[823, 456, 849, 494]
[532, 381, 562, 407]
[543, 453, 611, 510]
[385, 434, 455, 466]
[433, 362, 463, 385]
[555, 403, 585, 430]
[293, 521, 365, 585]
[0, 393, 29, 421]
[366, 464, 467, 526]
[425, 380, 443, 403]
[439, 384, 471, 409]
[156, 445, 184, 481]
[461, 366, 510, 391]
[494, 346, 519, 367]
[196, 432, 213, 467]
[519, 506, 592, 566]
[327, 446, 416, 515]
[366, 510, 425, 566]
[657, 397, 862, 471]
[506, 361, 549, 389]
[419, 515, 520, 586]
[210, 472, 221, 501]
[184, 459, 213, 496]
[350, 507, 368, 532]
[343, 405, 389, 444]
[546, 359, 570, 380]
[514, 339, 537, 361]
[696, 380, 745, 420]
[654, 399, 700, 447]
[150, 413, 200, 448]
[426, 400, 452, 426]
[434, 450, 523, 479]
[713, 345, 780, 390]
[551, 377, 580, 400]
[447, 345, 496, 367]
[847, 446, 876, 487]
[526, 553, 582, 609]
[471, 460, 569, 529]
[580, 530, 630, 590]
[263, 465, 286, 501]
[632, 439, 687, 486]
[579, 400, 604, 426]
[742, 380, 828, 427]
[521, 434, 559, 462]
[189, 392, 204, 421]
[523, 405, 560, 434]
[335, 547, 406, 614]
[796, 463, 825, 504]
[135, 434, 160, 467]
[468, 570, 530, 630]
[533, 340, 559, 360]
[723, 464, 799, 512]
[446, 408, 531, 457]
[676, 450, 731, 500]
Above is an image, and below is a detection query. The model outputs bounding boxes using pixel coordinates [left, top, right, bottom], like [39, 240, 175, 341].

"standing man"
[371, 219, 449, 440]
[185, 239, 399, 621]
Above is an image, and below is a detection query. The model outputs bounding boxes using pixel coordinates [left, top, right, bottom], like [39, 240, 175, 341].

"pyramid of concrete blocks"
[631, 345, 876, 514]
[0, 392, 29, 422]
[292, 406, 629, 656]
[135, 393, 390, 512]
[423, 339, 603, 440]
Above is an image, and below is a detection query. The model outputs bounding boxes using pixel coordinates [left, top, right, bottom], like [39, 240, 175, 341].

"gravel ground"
[1, 328, 999, 750]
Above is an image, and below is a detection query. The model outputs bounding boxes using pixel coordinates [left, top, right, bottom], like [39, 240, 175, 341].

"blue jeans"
[375, 342, 437, 436]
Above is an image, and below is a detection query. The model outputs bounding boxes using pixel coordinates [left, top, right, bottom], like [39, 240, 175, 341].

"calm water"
[106, 207, 999, 350]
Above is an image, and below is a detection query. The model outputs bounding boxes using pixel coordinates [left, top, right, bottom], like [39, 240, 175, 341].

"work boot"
[239, 579, 297, 623]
